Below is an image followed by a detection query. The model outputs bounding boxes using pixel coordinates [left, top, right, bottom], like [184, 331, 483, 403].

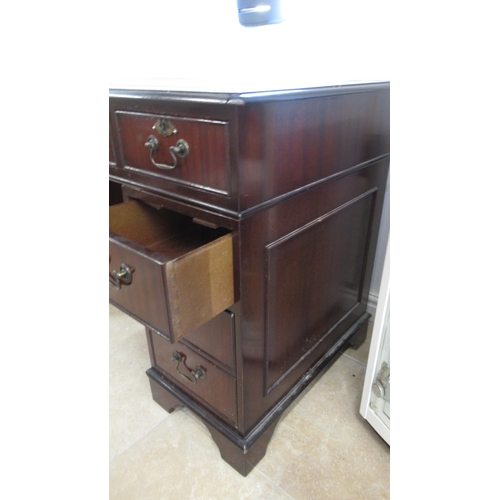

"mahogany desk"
[109, 82, 390, 476]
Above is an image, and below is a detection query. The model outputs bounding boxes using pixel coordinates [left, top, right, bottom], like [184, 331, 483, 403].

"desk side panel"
[239, 159, 389, 433]
[237, 87, 390, 210]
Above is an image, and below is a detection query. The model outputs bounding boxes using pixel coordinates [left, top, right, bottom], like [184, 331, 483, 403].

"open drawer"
[109, 200, 234, 343]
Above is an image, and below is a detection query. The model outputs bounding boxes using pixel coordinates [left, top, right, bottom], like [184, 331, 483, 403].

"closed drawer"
[182, 310, 235, 373]
[148, 328, 237, 424]
[109, 200, 234, 343]
[116, 111, 230, 196]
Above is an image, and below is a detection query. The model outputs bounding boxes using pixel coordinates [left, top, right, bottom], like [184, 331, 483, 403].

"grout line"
[109, 413, 172, 466]
[252, 467, 297, 500]
[341, 352, 368, 367]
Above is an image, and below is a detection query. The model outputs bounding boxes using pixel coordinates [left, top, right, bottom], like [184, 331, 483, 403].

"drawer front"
[182, 310, 235, 373]
[116, 111, 230, 196]
[109, 200, 234, 343]
[148, 328, 237, 424]
[109, 236, 171, 339]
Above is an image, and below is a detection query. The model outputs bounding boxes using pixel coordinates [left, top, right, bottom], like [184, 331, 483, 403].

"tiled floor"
[109, 304, 390, 499]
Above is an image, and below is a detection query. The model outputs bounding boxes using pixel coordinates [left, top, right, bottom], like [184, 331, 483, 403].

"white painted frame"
[360, 235, 390, 445]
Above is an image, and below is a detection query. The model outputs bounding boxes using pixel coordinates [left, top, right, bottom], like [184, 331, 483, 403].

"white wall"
[109, 0, 390, 88]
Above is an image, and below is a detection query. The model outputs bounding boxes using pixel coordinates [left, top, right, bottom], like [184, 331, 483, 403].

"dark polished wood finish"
[237, 88, 389, 210]
[147, 327, 237, 424]
[117, 111, 230, 195]
[109, 200, 234, 343]
[109, 181, 123, 206]
[238, 159, 388, 430]
[109, 83, 390, 476]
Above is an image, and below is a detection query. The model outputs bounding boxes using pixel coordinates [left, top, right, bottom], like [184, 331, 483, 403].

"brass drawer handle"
[144, 135, 189, 170]
[109, 263, 133, 290]
[171, 351, 207, 384]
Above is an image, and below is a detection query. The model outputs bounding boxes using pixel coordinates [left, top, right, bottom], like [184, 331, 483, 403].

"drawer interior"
[109, 199, 230, 260]
[109, 198, 234, 342]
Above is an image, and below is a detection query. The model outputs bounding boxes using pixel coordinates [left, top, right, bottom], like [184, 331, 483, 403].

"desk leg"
[149, 377, 184, 414]
[206, 419, 279, 477]
[347, 314, 370, 350]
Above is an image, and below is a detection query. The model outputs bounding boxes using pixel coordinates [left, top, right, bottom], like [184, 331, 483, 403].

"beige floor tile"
[110, 409, 294, 500]
[109, 305, 169, 461]
[255, 355, 390, 500]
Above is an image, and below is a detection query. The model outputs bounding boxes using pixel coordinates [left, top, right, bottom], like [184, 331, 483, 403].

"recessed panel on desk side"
[265, 192, 374, 393]
[239, 158, 389, 431]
